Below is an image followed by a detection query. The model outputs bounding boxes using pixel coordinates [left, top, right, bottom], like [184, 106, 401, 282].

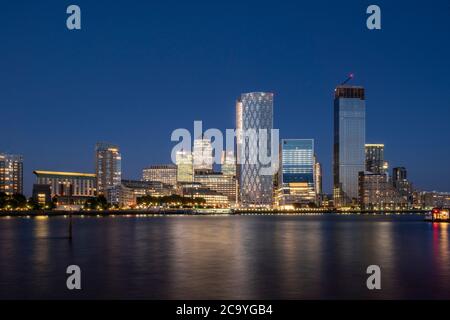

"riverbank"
[0, 208, 429, 217]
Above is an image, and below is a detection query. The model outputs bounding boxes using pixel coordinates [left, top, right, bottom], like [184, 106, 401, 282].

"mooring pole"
[69, 211, 73, 240]
[68, 187, 73, 240]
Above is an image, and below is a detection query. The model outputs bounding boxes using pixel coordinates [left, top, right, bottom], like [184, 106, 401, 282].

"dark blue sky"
[1, 0, 449, 195]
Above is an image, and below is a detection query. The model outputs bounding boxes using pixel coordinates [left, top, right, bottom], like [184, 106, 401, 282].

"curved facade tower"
[236, 92, 274, 208]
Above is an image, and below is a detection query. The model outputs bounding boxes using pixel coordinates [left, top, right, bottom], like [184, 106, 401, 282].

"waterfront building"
[176, 150, 194, 183]
[33, 170, 96, 205]
[142, 164, 177, 187]
[194, 170, 237, 204]
[32, 184, 52, 206]
[95, 142, 121, 195]
[236, 92, 274, 207]
[365, 144, 388, 174]
[412, 191, 450, 209]
[107, 179, 172, 207]
[358, 172, 406, 210]
[180, 184, 229, 208]
[333, 85, 366, 207]
[0, 153, 23, 195]
[193, 138, 213, 172]
[321, 194, 334, 209]
[276, 139, 316, 208]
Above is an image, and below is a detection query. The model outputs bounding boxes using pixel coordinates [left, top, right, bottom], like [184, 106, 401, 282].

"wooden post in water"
[68, 211, 73, 240]
[68, 186, 73, 240]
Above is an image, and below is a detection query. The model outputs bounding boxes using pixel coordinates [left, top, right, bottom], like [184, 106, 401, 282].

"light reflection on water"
[0, 214, 449, 299]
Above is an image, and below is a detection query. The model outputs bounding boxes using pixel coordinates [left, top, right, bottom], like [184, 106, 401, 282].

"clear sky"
[1, 0, 449, 196]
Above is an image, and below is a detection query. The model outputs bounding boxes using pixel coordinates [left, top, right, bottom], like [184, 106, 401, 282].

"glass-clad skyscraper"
[333, 85, 366, 206]
[276, 139, 316, 207]
[236, 92, 274, 207]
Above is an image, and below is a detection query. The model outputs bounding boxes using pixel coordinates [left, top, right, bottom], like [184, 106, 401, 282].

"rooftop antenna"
[341, 73, 354, 85]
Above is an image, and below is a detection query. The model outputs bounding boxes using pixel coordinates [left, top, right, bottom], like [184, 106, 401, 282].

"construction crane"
[341, 73, 354, 85]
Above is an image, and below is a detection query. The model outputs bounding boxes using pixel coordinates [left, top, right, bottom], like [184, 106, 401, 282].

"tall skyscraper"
[95, 142, 122, 195]
[333, 85, 366, 206]
[276, 139, 316, 208]
[193, 138, 213, 171]
[176, 150, 194, 183]
[365, 144, 388, 174]
[0, 153, 23, 195]
[236, 92, 274, 207]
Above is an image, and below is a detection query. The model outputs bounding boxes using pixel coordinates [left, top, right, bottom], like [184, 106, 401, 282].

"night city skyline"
[2, 0, 450, 308]
[1, 0, 450, 196]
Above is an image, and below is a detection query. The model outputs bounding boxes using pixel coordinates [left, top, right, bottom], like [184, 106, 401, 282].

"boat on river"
[426, 208, 450, 222]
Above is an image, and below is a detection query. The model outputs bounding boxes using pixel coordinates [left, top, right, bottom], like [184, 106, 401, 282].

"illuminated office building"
[194, 171, 237, 204]
[180, 184, 229, 208]
[0, 153, 23, 195]
[143, 164, 177, 187]
[176, 150, 194, 183]
[276, 139, 316, 208]
[95, 142, 122, 195]
[236, 92, 274, 207]
[193, 138, 213, 171]
[365, 144, 388, 174]
[333, 85, 366, 207]
[33, 170, 96, 204]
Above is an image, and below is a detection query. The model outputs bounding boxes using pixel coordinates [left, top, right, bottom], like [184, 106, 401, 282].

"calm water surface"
[0, 214, 449, 299]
